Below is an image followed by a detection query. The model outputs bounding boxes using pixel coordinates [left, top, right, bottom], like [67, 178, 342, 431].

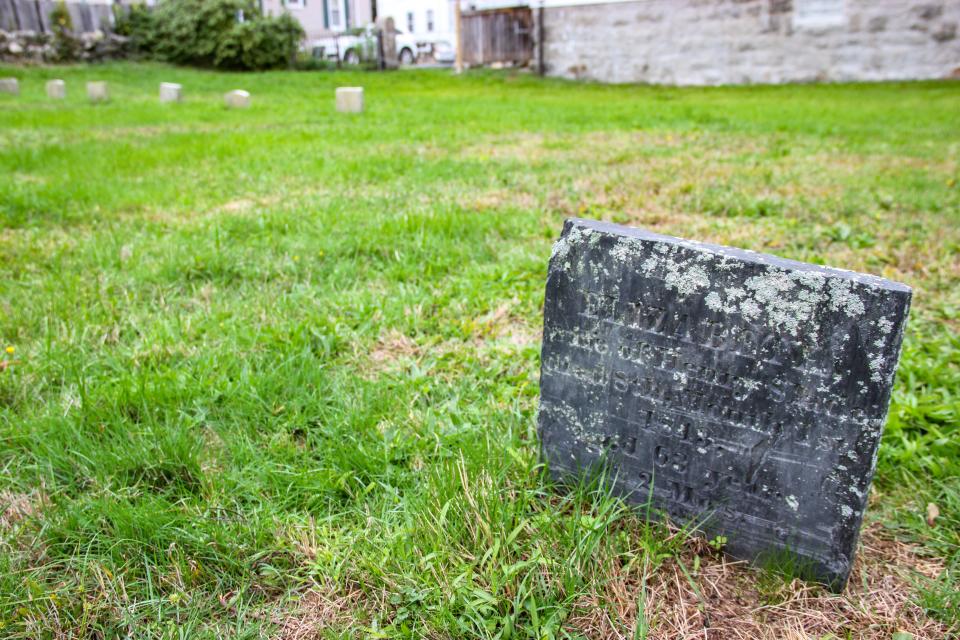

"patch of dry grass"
[273, 581, 386, 640]
[369, 329, 422, 370]
[365, 304, 540, 375]
[565, 524, 948, 639]
[0, 490, 47, 530]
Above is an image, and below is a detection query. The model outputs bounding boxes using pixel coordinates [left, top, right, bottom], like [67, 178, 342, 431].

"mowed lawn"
[0, 63, 958, 639]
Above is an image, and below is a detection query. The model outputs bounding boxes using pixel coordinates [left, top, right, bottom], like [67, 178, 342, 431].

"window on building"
[793, 0, 846, 28]
[329, 0, 343, 28]
[407, 11, 414, 33]
[426, 9, 434, 32]
[285, 0, 303, 8]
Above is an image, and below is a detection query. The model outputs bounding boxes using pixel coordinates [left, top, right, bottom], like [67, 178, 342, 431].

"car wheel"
[344, 49, 360, 65]
[399, 48, 415, 66]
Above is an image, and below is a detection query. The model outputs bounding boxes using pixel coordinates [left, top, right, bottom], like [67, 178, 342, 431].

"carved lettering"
[541, 220, 911, 589]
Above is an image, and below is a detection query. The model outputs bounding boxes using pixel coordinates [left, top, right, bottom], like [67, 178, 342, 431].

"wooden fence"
[460, 6, 533, 67]
[0, 0, 114, 33]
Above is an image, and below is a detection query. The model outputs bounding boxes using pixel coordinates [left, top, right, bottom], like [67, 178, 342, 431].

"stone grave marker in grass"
[336, 87, 364, 113]
[224, 90, 251, 109]
[87, 81, 109, 102]
[160, 82, 182, 103]
[538, 218, 911, 590]
[46, 79, 66, 99]
[0, 77, 19, 95]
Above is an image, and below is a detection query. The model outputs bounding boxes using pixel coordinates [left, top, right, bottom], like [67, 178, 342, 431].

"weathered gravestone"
[159, 82, 182, 103]
[87, 81, 109, 102]
[335, 87, 364, 113]
[0, 77, 19, 96]
[47, 79, 66, 99]
[539, 218, 911, 590]
[224, 89, 251, 109]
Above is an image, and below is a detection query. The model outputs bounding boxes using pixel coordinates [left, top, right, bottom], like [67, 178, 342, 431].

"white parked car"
[397, 34, 418, 66]
[429, 40, 455, 65]
[308, 25, 419, 66]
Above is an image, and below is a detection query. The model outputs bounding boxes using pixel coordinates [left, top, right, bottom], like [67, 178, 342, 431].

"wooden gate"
[460, 6, 533, 67]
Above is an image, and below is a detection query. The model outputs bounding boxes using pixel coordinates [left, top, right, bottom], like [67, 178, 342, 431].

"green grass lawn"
[0, 63, 958, 639]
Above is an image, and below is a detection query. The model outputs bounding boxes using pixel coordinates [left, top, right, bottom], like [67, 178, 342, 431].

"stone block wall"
[1, 30, 129, 63]
[537, 0, 960, 85]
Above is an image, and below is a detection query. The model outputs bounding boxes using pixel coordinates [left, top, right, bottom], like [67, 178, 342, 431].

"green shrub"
[113, 4, 157, 56]
[213, 12, 303, 70]
[49, 1, 80, 62]
[115, 0, 304, 71]
[293, 51, 336, 71]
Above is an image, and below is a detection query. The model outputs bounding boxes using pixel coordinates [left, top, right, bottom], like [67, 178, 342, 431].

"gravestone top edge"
[557, 218, 912, 295]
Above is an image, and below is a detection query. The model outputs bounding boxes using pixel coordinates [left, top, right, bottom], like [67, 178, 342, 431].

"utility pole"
[454, 0, 463, 74]
[537, 1, 545, 76]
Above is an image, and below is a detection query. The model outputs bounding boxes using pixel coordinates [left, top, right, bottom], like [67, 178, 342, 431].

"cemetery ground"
[0, 63, 958, 639]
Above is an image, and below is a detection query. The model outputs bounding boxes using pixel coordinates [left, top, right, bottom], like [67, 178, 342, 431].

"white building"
[377, 0, 457, 45]
[260, 0, 373, 39]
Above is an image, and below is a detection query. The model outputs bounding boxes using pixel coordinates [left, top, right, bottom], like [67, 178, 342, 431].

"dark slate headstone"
[538, 218, 911, 590]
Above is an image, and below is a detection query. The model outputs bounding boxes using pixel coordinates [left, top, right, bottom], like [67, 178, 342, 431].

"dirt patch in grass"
[82, 123, 231, 143]
[272, 581, 384, 640]
[566, 523, 948, 639]
[365, 305, 539, 375]
[369, 330, 422, 369]
[464, 129, 954, 182]
[219, 198, 259, 214]
[470, 302, 541, 348]
[0, 489, 47, 530]
[459, 130, 695, 164]
[204, 193, 285, 219]
[467, 188, 539, 213]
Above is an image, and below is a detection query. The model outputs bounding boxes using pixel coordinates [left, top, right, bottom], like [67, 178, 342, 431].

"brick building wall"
[537, 0, 960, 85]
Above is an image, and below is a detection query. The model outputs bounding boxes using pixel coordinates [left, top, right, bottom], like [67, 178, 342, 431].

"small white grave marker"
[335, 87, 364, 113]
[159, 82, 182, 103]
[224, 90, 250, 109]
[87, 81, 109, 102]
[46, 79, 66, 99]
[0, 77, 19, 96]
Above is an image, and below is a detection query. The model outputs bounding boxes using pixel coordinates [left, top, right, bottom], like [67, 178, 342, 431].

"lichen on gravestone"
[538, 218, 911, 590]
